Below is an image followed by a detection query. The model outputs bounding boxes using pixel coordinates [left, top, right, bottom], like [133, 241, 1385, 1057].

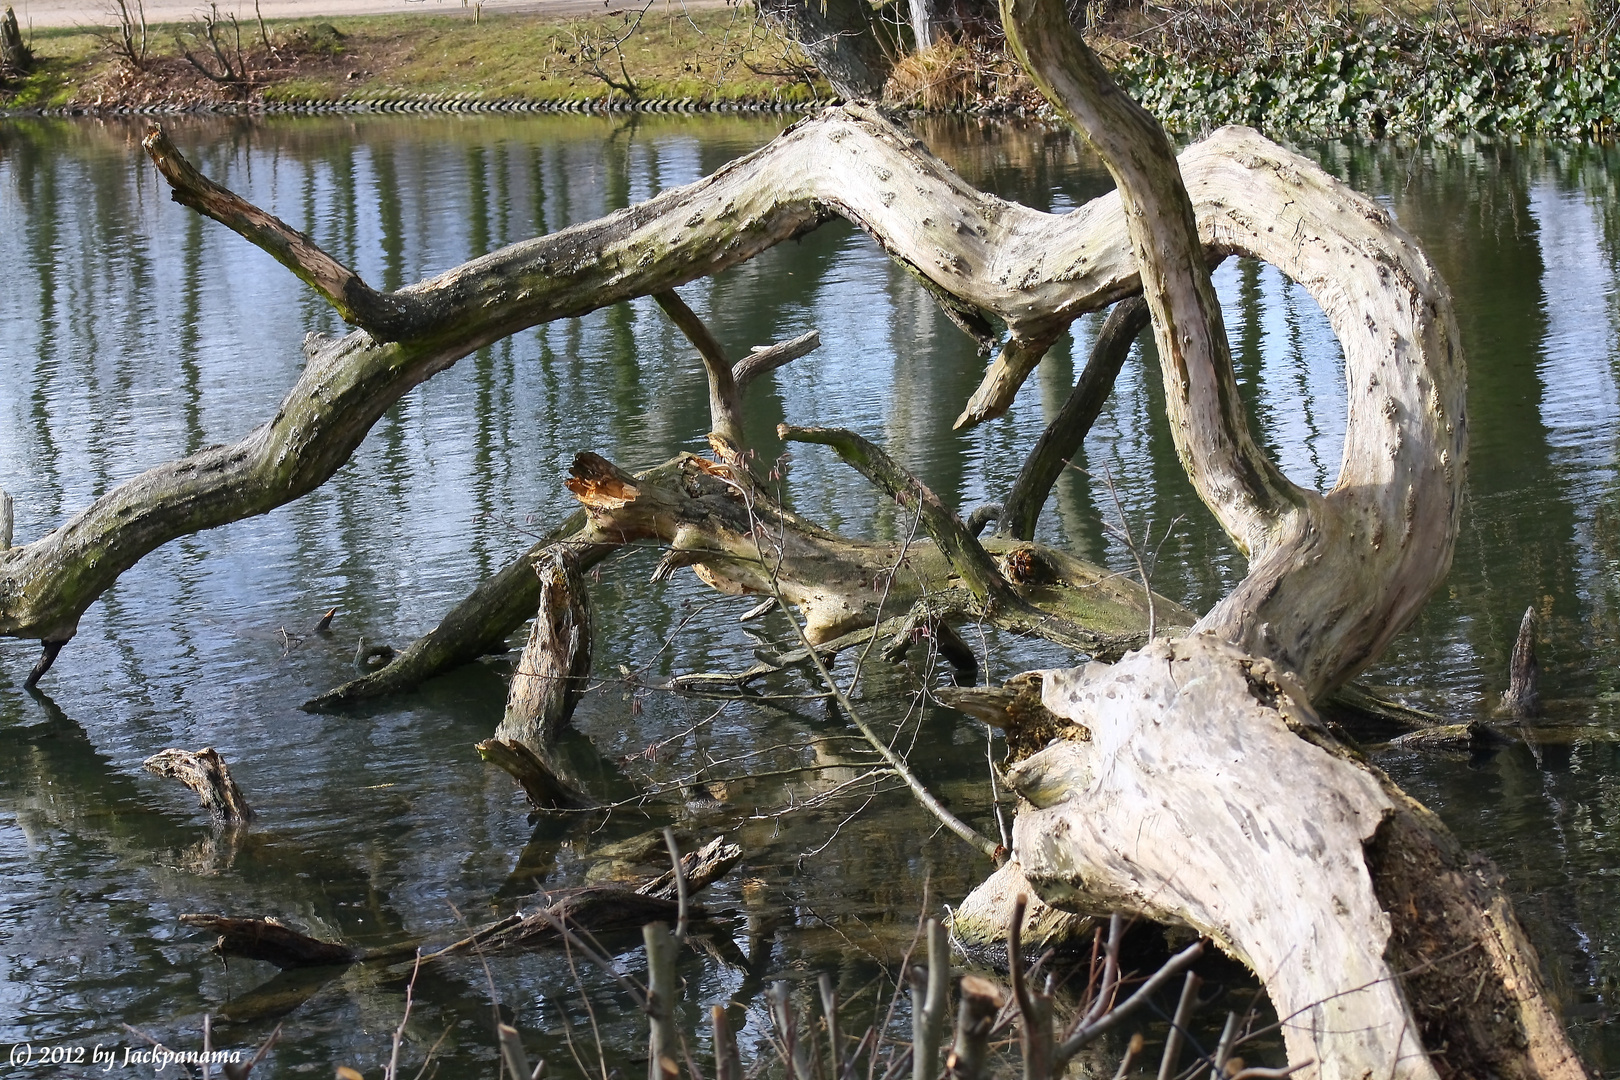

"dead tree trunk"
[0, 6, 30, 81]
[0, 46, 1589, 1075]
[947, 0, 1585, 1076]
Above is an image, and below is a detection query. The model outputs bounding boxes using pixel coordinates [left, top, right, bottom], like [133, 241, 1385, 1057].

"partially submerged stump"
[475, 738, 596, 811]
[497, 546, 592, 749]
[143, 747, 255, 825]
[179, 914, 358, 969]
[1500, 604, 1541, 719]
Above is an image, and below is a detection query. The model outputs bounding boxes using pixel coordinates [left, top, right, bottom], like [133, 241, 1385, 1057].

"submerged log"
[144, 747, 255, 825]
[497, 547, 592, 749]
[178, 914, 358, 969]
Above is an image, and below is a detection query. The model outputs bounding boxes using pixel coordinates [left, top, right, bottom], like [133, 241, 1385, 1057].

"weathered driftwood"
[143, 747, 255, 825]
[947, 859, 1093, 959]
[178, 914, 357, 968]
[1500, 604, 1541, 719]
[0, 487, 12, 551]
[475, 738, 596, 811]
[497, 547, 592, 749]
[636, 836, 743, 900]
[939, 0, 1586, 1072]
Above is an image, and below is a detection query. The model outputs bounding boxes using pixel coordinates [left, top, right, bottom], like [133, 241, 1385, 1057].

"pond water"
[2, 112, 1619, 1077]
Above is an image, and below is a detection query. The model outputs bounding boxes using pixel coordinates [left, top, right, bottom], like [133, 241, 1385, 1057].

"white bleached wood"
[1007, 636, 1430, 1079]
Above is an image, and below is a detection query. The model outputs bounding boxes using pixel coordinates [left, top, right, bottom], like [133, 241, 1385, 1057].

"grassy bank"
[0, 4, 830, 111]
[3, 0, 1619, 137]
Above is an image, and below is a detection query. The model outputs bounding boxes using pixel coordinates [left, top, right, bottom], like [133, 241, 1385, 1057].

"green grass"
[1, 6, 831, 109]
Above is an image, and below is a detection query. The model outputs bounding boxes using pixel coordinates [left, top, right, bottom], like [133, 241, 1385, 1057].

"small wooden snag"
[1500, 605, 1540, 719]
[144, 747, 255, 825]
[475, 738, 595, 810]
[497, 546, 592, 750]
[179, 914, 358, 969]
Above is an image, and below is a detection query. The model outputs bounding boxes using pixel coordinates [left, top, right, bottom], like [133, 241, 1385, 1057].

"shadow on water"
[3, 113, 1620, 1073]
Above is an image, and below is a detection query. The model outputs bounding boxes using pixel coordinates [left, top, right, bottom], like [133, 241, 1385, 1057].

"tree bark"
[954, 0, 1584, 1074]
[755, 0, 893, 100]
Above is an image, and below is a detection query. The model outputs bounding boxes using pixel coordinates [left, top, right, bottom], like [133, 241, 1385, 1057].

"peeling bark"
[497, 547, 592, 750]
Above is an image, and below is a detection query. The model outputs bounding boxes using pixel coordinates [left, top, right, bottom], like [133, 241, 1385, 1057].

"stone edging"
[4, 93, 847, 118]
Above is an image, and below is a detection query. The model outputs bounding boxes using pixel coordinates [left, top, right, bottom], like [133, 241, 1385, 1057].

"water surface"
[2, 114, 1619, 1076]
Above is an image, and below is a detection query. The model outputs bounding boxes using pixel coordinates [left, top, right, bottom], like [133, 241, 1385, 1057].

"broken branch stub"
[144, 747, 255, 825]
[1500, 604, 1540, 719]
[497, 546, 592, 751]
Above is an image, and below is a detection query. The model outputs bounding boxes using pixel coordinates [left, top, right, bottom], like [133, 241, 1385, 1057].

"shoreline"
[7, 0, 730, 31]
[4, 3, 1619, 137]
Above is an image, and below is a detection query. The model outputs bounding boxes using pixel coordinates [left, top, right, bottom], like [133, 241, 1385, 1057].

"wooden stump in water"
[475, 737, 595, 810]
[497, 545, 591, 749]
[1500, 605, 1541, 719]
[143, 747, 254, 825]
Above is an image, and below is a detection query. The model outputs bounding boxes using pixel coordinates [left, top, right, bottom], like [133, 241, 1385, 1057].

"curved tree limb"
[998, 295, 1150, 541]
[1000, 0, 1304, 559]
[143, 127, 413, 340]
[9, 108, 1458, 703]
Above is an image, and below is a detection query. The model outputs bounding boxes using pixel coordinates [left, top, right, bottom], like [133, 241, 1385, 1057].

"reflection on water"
[2, 114, 1620, 1073]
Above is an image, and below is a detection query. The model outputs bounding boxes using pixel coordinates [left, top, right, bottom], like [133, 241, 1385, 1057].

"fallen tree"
[0, 5, 1592, 1073]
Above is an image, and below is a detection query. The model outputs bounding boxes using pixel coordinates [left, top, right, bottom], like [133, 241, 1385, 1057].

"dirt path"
[12, 0, 729, 31]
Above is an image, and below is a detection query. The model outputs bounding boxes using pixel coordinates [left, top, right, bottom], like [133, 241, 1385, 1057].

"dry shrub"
[882, 38, 1034, 109]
